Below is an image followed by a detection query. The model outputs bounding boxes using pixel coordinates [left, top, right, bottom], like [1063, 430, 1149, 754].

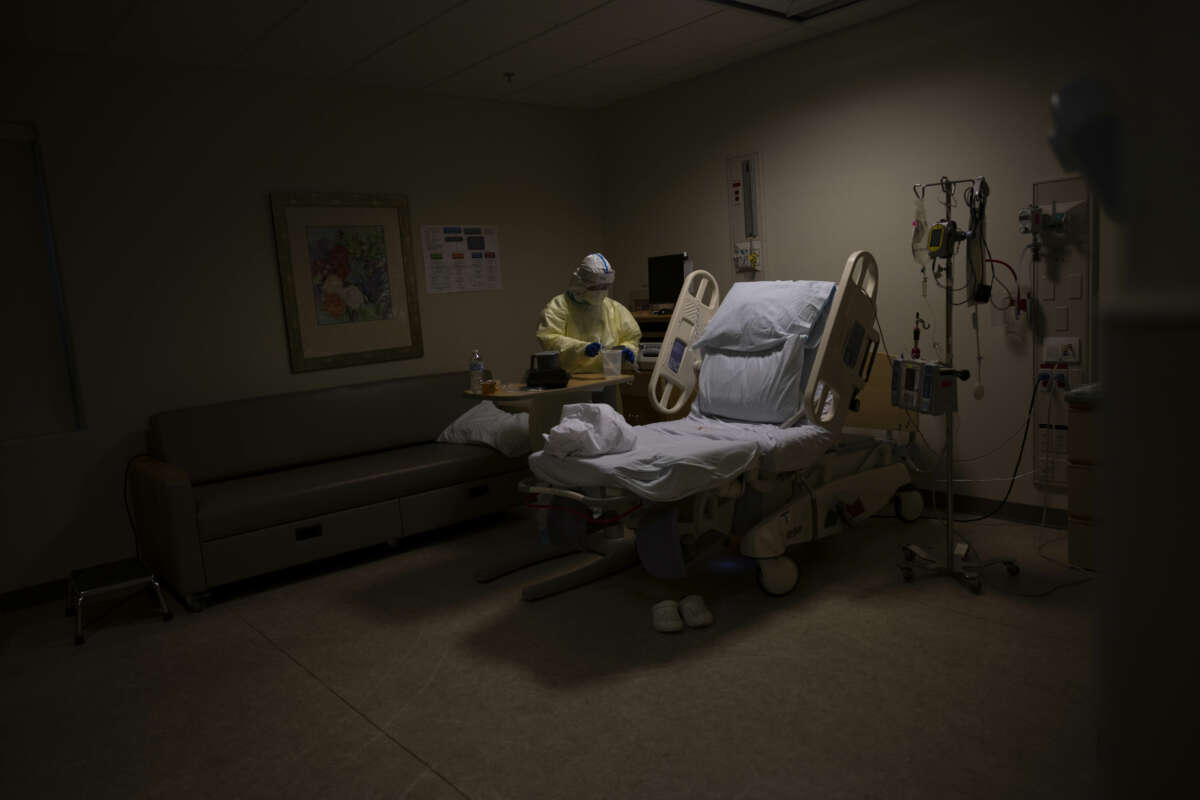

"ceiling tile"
[515, 0, 920, 108]
[348, 0, 610, 91]
[105, 1, 305, 66]
[246, 0, 469, 75]
[7, 0, 923, 110]
[7, 1, 141, 55]
[430, 0, 721, 100]
[514, 8, 792, 106]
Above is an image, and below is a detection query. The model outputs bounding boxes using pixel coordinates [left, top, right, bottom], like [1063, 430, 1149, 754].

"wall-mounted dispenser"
[728, 153, 763, 276]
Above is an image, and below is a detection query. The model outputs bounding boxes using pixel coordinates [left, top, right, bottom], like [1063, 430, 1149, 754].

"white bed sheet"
[528, 426, 757, 503]
[652, 411, 834, 473]
[527, 412, 834, 503]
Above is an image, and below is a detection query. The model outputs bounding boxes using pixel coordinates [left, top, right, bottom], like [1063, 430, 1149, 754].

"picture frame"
[270, 192, 422, 372]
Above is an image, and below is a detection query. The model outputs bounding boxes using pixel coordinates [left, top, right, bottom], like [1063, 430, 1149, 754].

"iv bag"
[911, 195, 930, 268]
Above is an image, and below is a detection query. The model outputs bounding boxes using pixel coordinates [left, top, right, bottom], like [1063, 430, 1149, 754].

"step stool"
[66, 558, 173, 645]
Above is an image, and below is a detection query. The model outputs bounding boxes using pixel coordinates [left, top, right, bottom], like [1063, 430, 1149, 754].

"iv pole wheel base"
[757, 556, 799, 596]
[1005, 562, 1021, 576]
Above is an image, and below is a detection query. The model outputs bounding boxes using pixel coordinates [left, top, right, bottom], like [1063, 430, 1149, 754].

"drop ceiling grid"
[512, 9, 794, 107]
[241, 0, 472, 75]
[346, 0, 612, 89]
[8, 1, 925, 110]
[97, 1, 304, 66]
[9, 0, 144, 56]
[429, 0, 722, 100]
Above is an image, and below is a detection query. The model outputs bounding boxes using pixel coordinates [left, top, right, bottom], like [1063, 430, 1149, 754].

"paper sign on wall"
[421, 225, 503, 293]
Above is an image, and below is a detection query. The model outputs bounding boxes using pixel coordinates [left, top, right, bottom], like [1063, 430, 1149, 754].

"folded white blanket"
[542, 403, 637, 458]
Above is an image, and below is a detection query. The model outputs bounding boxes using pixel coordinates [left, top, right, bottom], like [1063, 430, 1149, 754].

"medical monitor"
[648, 252, 689, 310]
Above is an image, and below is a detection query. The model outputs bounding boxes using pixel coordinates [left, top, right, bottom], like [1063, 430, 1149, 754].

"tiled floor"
[1, 512, 1099, 799]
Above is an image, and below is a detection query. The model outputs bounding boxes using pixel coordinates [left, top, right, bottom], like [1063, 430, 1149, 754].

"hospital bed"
[508, 251, 918, 598]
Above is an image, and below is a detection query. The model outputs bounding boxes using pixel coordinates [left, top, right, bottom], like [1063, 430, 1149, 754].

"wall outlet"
[1044, 336, 1080, 364]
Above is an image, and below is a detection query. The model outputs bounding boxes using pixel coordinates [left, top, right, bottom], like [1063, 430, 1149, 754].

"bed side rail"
[648, 269, 721, 416]
[791, 250, 881, 436]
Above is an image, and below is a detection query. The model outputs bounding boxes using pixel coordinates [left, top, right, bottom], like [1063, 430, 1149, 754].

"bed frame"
[499, 251, 918, 599]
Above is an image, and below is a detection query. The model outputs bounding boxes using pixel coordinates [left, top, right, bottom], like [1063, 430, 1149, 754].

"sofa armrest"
[130, 455, 207, 596]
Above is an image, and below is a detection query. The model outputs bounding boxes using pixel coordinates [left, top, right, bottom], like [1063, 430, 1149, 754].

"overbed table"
[464, 372, 633, 452]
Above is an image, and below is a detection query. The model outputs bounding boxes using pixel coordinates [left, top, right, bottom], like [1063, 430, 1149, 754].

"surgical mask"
[581, 288, 608, 306]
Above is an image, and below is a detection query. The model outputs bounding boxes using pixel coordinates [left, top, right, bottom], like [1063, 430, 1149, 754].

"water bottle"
[468, 348, 484, 392]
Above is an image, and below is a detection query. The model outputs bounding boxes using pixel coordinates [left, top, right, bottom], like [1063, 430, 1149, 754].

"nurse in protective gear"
[536, 253, 641, 374]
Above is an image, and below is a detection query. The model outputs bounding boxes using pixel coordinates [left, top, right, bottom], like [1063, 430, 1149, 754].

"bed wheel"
[756, 556, 798, 596]
[894, 489, 924, 523]
[1006, 562, 1021, 576]
[901, 566, 914, 582]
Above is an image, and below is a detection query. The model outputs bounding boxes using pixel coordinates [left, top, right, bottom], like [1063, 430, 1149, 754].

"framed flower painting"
[270, 192, 422, 372]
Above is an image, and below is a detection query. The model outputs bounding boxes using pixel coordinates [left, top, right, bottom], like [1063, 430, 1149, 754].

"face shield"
[567, 253, 614, 307]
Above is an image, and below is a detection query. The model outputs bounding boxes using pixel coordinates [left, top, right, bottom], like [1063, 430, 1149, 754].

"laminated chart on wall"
[421, 225, 502, 293]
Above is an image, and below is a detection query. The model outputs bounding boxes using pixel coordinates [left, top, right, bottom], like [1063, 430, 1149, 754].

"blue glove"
[584, 341, 601, 357]
[622, 347, 636, 364]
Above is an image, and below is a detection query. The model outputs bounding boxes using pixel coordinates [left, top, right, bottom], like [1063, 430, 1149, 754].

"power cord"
[953, 517, 1095, 598]
[950, 377, 1040, 523]
[954, 416, 1034, 463]
[876, 286, 1037, 523]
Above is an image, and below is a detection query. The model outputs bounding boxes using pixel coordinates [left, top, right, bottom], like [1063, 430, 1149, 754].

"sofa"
[130, 372, 528, 609]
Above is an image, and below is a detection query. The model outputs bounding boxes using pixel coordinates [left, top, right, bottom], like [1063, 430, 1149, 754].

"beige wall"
[2, 1, 1128, 592]
[601, 0, 1122, 509]
[1, 55, 603, 592]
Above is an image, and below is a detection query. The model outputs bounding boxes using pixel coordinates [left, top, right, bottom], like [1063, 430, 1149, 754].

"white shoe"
[652, 600, 684, 633]
[678, 594, 713, 628]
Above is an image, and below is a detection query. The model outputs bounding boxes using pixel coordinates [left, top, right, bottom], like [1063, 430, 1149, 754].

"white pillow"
[694, 280, 836, 353]
[696, 335, 815, 423]
[437, 401, 530, 457]
[542, 403, 637, 458]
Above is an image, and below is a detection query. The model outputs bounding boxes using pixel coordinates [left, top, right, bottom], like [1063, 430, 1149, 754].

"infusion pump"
[637, 341, 661, 370]
[890, 358, 963, 416]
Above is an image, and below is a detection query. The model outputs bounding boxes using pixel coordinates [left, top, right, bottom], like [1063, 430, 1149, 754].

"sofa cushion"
[150, 372, 479, 484]
[194, 442, 523, 542]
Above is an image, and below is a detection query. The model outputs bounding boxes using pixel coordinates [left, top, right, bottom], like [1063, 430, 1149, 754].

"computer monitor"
[648, 253, 688, 309]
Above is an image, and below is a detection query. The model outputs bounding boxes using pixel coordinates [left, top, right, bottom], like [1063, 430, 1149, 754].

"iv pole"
[902, 176, 1019, 593]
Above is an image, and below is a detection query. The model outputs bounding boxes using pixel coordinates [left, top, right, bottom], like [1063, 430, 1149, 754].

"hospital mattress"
[653, 412, 834, 473]
[527, 413, 833, 503]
